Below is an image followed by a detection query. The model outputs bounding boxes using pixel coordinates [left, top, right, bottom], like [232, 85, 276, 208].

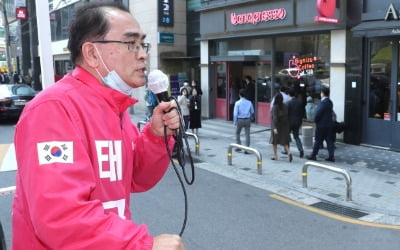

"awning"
[160, 56, 200, 60]
[352, 20, 400, 37]
[210, 55, 259, 62]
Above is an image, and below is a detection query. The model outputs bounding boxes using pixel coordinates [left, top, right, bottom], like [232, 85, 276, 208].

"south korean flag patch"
[37, 141, 74, 165]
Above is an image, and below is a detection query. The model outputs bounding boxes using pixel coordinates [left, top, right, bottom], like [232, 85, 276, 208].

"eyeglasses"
[91, 40, 151, 53]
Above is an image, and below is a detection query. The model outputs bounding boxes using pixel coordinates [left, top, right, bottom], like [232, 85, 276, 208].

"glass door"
[365, 39, 400, 149]
[256, 61, 272, 125]
[215, 62, 228, 119]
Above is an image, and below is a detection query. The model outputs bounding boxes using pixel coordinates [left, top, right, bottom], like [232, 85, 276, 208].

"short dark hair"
[321, 86, 330, 97]
[68, 2, 130, 65]
[239, 88, 246, 98]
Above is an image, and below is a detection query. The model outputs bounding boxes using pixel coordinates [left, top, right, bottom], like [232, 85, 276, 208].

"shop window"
[369, 40, 391, 120]
[215, 38, 271, 56]
[275, 34, 331, 119]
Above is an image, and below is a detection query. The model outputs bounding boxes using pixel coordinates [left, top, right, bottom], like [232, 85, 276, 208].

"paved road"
[1, 115, 400, 249]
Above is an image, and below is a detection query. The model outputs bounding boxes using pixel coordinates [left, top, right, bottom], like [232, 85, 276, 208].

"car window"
[13, 85, 36, 96]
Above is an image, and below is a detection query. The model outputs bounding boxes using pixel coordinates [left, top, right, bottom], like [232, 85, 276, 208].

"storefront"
[199, 0, 348, 126]
[352, 0, 400, 150]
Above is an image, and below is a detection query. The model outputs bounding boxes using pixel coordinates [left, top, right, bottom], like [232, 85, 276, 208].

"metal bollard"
[227, 143, 262, 175]
[185, 132, 200, 156]
[301, 126, 314, 149]
[302, 161, 352, 201]
[137, 120, 148, 131]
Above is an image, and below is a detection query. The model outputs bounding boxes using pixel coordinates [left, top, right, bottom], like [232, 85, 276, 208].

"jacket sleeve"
[14, 100, 154, 250]
[314, 101, 324, 123]
[130, 121, 174, 192]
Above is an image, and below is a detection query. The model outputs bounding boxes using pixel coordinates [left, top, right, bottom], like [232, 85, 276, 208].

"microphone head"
[147, 69, 169, 94]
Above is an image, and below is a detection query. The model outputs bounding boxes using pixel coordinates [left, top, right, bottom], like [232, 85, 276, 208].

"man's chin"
[129, 78, 146, 88]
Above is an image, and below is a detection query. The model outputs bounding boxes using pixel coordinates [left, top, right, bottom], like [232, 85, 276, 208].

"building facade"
[49, 0, 197, 111]
[198, 1, 354, 139]
[352, 0, 400, 149]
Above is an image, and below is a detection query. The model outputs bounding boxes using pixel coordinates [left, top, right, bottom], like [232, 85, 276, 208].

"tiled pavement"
[187, 118, 400, 226]
[2, 111, 399, 226]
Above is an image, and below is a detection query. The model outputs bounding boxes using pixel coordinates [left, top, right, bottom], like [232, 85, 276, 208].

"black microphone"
[147, 69, 170, 103]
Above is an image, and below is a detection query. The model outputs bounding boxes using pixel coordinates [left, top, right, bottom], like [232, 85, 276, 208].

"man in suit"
[306, 86, 335, 162]
[288, 88, 304, 158]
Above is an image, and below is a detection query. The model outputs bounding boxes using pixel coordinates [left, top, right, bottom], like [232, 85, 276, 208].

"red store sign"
[230, 8, 287, 26]
[16, 7, 27, 20]
[315, 0, 338, 24]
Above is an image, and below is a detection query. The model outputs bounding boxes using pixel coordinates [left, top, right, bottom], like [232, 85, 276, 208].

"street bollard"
[301, 126, 314, 149]
[185, 132, 200, 156]
[228, 143, 262, 175]
[302, 161, 352, 201]
[137, 120, 148, 131]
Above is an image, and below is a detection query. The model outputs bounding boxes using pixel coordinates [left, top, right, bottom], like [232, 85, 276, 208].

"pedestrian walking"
[233, 88, 254, 153]
[270, 93, 292, 161]
[189, 87, 202, 135]
[177, 87, 190, 131]
[306, 86, 335, 162]
[287, 88, 305, 158]
[243, 75, 255, 105]
[305, 95, 316, 121]
[229, 80, 240, 120]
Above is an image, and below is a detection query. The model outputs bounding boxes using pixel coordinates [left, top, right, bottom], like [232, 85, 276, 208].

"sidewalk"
[130, 110, 400, 226]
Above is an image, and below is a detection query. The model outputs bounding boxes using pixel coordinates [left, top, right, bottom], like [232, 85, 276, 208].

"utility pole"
[34, 0, 54, 89]
[0, 0, 13, 72]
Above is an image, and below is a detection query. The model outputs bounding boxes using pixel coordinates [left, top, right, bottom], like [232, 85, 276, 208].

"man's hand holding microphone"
[147, 70, 180, 137]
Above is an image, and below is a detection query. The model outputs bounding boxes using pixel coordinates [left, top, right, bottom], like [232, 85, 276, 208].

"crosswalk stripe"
[0, 144, 17, 172]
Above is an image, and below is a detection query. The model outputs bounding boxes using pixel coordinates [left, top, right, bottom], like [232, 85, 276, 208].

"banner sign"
[230, 8, 287, 26]
[158, 0, 174, 27]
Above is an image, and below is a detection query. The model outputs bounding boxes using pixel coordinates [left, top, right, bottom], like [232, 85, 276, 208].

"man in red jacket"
[12, 3, 184, 250]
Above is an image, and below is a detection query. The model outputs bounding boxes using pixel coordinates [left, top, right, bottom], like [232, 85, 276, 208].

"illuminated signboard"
[287, 55, 318, 79]
[158, 0, 174, 27]
[315, 0, 338, 24]
[230, 8, 286, 25]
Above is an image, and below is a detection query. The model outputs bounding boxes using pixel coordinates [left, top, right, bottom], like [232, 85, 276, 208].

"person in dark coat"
[306, 86, 335, 162]
[189, 87, 202, 135]
[287, 88, 305, 158]
[243, 76, 255, 105]
[270, 93, 292, 162]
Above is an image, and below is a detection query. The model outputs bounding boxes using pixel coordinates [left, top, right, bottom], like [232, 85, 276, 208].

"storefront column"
[200, 40, 210, 118]
[330, 30, 346, 128]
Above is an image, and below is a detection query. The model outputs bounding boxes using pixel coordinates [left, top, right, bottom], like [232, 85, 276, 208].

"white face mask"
[94, 46, 133, 96]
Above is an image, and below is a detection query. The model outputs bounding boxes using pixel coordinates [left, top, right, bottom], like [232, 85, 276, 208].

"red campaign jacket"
[12, 67, 174, 249]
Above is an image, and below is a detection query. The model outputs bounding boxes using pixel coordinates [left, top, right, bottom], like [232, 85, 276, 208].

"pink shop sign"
[230, 8, 287, 26]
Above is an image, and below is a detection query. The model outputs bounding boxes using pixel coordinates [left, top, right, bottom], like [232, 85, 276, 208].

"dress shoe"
[281, 150, 288, 155]
[244, 151, 249, 154]
[306, 155, 317, 160]
[299, 151, 304, 158]
[235, 148, 242, 152]
[325, 157, 335, 162]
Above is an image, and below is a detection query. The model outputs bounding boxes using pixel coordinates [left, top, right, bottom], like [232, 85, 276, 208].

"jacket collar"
[71, 66, 138, 113]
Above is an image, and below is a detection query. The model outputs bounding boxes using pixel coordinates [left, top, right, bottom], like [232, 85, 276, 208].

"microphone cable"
[162, 96, 195, 236]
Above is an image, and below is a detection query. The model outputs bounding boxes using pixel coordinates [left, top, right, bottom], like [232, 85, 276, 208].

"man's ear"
[81, 42, 100, 68]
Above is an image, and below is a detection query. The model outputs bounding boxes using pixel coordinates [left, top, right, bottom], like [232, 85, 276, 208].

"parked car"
[0, 84, 37, 120]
